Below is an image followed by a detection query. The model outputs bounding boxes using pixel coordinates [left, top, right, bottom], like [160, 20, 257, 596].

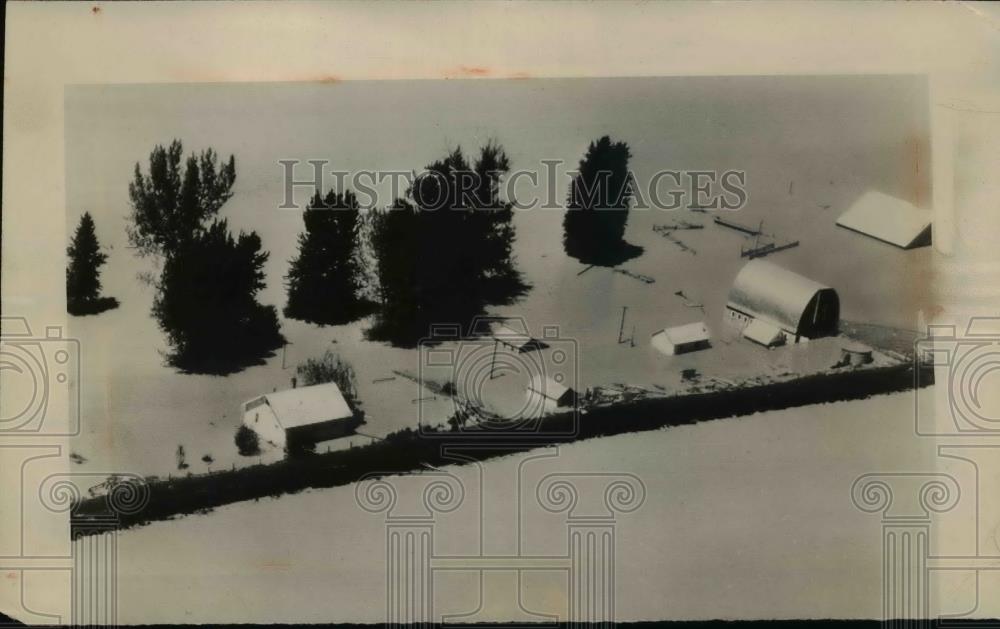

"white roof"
[253, 382, 353, 429]
[743, 319, 785, 347]
[727, 260, 836, 334]
[528, 373, 572, 401]
[837, 190, 932, 249]
[661, 321, 710, 346]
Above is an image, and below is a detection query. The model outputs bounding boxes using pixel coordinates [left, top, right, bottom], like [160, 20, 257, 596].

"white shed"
[242, 381, 358, 450]
[650, 322, 711, 355]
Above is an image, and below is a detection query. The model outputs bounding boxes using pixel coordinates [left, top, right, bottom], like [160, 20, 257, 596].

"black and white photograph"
[3, 2, 1000, 627]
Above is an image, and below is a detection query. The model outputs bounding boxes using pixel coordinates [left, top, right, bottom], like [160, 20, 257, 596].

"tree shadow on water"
[68, 297, 120, 317]
[565, 240, 644, 268]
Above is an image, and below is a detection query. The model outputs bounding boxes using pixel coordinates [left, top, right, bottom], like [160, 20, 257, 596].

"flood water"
[96, 390, 959, 623]
[65, 76, 933, 478]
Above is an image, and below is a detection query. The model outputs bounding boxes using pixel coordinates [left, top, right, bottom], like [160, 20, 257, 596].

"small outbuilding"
[742, 319, 786, 348]
[726, 260, 840, 344]
[527, 374, 577, 409]
[242, 381, 359, 450]
[836, 190, 932, 249]
[650, 322, 712, 355]
[836, 341, 874, 367]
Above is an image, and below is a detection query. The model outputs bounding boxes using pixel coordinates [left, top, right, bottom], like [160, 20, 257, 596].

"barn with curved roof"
[726, 260, 839, 344]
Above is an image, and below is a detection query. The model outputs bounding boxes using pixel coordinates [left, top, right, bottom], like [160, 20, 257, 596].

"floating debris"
[673, 290, 704, 310]
[741, 239, 799, 259]
[577, 264, 596, 276]
[653, 221, 703, 232]
[655, 229, 697, 255]
[714, 216, 764, 236]
[612, 268, 656, 284]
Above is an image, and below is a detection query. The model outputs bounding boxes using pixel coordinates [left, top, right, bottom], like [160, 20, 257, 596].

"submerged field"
[65, 77, 933, 479]
[87, 390, 973, 624]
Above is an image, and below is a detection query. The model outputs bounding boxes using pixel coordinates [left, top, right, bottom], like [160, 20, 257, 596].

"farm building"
[650, 322, 712, 355]
[242, 381, 360, 450]
[726, 260, 840, 346]
[742, 319, 787, 348]
[526, 373, 577, 412]
[836, 190, 932, 249]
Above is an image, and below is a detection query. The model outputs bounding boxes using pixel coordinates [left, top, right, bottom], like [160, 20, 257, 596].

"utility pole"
[618, 306, 628, 344]
[490, 339, 498, 379]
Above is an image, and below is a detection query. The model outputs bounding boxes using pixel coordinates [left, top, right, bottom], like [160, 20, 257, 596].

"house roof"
[836, 190, 932, 249]
[257, 382, 353, 430]
[528, 373, 573, 401]
[727, 260, 834, 334]
[661, 321, 710, 346]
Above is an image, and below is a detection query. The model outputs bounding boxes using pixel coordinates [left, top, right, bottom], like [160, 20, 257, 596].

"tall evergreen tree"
[562, 136, 640, 265]
[368, 142, 526, 345]
[127, 141, 236, 257]
[368, 199, 422, 343]
[153, 219, 283, 373]
[127, 141, 282, 372]
[284, 189, 368, 325]
[67, 212, 117, 315]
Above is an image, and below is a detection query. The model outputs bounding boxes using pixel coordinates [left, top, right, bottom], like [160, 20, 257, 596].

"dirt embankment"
[71, 360, 930, 537]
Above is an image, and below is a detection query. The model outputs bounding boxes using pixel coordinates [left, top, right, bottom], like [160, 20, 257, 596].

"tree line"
[70, 135, 635, 372]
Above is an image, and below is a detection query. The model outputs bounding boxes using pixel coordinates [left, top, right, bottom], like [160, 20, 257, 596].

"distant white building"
[650, 322, 711, 356]
[726, 260, 840, 347]
[836, 190, 931, 249]
[242, 382, 359, 450]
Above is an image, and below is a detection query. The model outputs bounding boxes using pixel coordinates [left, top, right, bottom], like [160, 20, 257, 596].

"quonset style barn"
[725, 260, 840, 347]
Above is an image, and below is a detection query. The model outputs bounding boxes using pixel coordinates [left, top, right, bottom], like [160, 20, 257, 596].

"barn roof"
[836, 190, 932, 249]
[259, 382, 353, 429]
[727, 260, 832, 334]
